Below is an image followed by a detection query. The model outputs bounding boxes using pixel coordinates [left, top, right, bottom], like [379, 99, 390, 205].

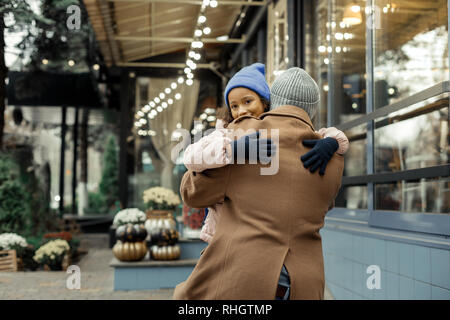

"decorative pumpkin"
[113, 241, 147, 261]
[115, 225, 127, 242]
[124, 224, 138, 242]
[145, 212, 176, 242]
[153, 228, 179, 246]
[133, 224, 148, 242]
[150, 244, 180, 261]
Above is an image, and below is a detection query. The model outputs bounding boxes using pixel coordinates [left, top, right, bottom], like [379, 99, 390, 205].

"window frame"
[325, 0, 450, 236]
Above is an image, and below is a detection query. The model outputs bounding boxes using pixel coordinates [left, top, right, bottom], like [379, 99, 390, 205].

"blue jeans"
[276, 264, 290, 300]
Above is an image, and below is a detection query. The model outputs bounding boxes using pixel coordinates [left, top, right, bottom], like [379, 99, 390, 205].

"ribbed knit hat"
[224, 63, 270, 108]
[270, 67, 320, 119]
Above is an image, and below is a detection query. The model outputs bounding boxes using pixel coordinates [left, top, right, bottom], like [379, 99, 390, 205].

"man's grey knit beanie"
[270, 67, 320, 119]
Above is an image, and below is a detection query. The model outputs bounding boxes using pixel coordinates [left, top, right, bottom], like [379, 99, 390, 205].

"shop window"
[374, 95, 449, 173]
[267, 0, 289, 85]
[304, 0, 329, 129]
[336, 185, 368, 209]
[373, 0, 449, 109]
[375, 178, 450, 213]
[343, 123, 367, 176]
[329, 0, 368, 125]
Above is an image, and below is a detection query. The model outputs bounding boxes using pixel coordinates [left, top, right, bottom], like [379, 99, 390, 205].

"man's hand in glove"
[231, 131, 276, 164]
[300, 137, 339, 175]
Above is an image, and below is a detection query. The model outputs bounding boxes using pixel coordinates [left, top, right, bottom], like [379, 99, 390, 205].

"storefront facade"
[231, 0, 449, 299]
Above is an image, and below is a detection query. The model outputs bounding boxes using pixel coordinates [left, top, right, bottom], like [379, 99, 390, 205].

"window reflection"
[376, 178, 450, 213]
[304, 0, 329, 129]
[375, 99, 449, 173]
[374, 0, 449, 109]
[330, 0, 368, 125]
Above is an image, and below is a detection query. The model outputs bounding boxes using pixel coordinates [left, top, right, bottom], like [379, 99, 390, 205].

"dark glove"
[203, 207, 209, 224]
[300, 137, 339, 175]
[231, 131, 276, 163]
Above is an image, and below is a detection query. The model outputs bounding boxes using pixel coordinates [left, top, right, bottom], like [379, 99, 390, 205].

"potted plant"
[142, 187, 180, 246]
[0, 233, 37, 270]
[33, 239, 70, 271]
[142, 186, 181, 217]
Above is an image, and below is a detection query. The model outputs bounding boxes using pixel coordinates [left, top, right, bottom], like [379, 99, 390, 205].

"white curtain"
[147, 77, 200, 191]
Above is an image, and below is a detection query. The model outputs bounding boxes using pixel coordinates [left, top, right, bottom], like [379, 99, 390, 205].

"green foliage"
[84, 191, 106, 214]
[98, 136, 119, 210]
[0, 180, 30, 234]
[0, 155, 31, 234]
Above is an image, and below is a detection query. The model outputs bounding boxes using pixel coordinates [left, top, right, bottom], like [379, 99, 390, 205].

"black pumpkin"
[124, 224, 138, 242]
[155, 228, 179, 246]
[116, 225, 127, 242]
[133, 224, 148, 242]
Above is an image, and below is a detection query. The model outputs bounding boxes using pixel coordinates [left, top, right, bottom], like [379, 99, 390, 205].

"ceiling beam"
[115, 35, 246, 43]
[107, 0, 267, 6]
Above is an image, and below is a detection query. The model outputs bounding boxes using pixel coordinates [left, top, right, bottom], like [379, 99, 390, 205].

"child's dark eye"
[231, 105, 237, 109]
[245, 99, 252, 104]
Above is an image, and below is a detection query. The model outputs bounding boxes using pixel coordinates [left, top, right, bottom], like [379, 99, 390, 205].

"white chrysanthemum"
[113, 208, 146, 226]
[142, 187, 180, 208]
[33, 239, 70, 263]
[0, 233, 28, 250]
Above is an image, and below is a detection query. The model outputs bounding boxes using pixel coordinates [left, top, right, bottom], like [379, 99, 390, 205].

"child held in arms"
[182, 63, 349, 244]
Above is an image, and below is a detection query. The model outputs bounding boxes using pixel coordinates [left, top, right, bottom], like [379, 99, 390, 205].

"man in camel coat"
[173, 69, 344, 300]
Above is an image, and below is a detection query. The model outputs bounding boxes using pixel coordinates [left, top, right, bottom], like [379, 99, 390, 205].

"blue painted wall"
[321, 227, 450, 300]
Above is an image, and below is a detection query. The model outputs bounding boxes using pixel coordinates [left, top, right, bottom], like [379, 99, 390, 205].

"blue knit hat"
[224, 63, 270, 108]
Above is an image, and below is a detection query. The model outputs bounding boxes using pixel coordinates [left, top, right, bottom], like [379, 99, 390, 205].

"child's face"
[228, 87, 266, 119]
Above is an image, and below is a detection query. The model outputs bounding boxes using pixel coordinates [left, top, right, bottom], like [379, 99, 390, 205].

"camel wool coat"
[173, 105, 344, 300]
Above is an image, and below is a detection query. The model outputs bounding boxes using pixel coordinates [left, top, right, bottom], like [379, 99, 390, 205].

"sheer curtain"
[147, 77, 200, 191]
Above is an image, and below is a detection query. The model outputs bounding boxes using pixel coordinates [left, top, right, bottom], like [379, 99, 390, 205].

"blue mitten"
[231, 131, 276, 163]
[300, 137, 339, 175]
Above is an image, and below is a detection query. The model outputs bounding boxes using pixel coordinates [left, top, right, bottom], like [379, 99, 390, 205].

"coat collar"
[260, 105, 315, 131]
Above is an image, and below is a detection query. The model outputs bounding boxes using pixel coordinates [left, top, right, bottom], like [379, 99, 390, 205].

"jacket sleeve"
[180, 166, 230, 209]
[183, 129, 233, 172]
[317, 127, 350, 155]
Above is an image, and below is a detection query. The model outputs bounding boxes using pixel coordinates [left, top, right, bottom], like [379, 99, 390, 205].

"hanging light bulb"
[186, 79, 193, 86]
[198, 15, 206, 24]
[165, 88, 171, 94]
[203, 27, 211, 35]
[154, 97, 160, 103]
[189, 51, 196, 58]
[187, 73, 194, 79]
[150, 101, 156, 108]
[168, 98, 174, 105]
[178, 77, 184, 84]
[156, 106, 163, 112]
[194, 29, 203, 37]
[171, 82, 177, 89]
[159, 93, 165, 99]
[194, 53, 201, 61]
[184, 67, 192, 74]
[162, 102, 168, 108]
[175, 93, 182, 100]
[210, 0, 218, 7]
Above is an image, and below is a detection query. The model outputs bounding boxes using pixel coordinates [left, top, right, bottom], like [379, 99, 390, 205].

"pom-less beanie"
[270, 67, 320, 120]
[224, 63, 270, 108]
